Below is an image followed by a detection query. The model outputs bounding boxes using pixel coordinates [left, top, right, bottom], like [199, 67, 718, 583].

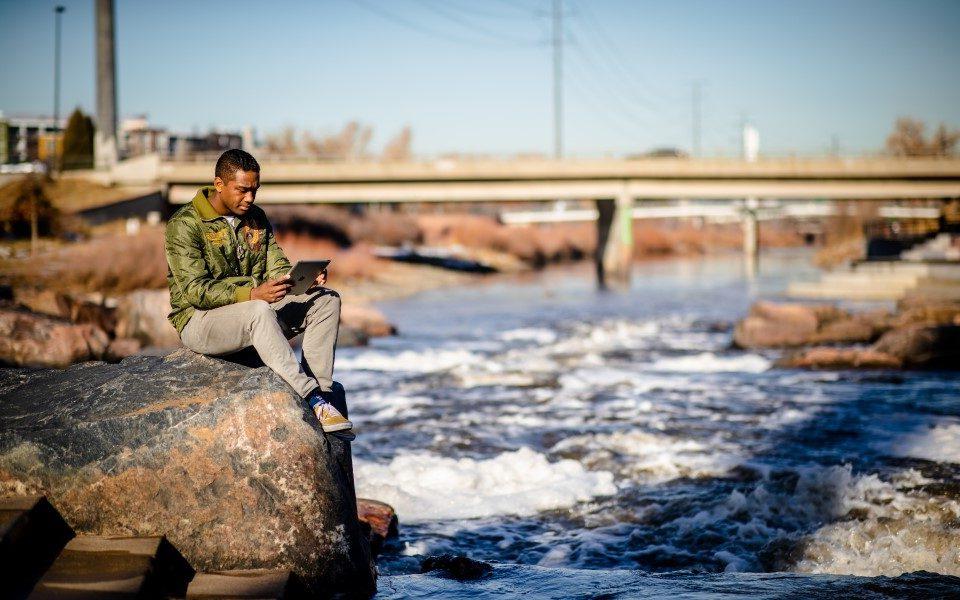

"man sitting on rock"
[165, 148, 352, 434]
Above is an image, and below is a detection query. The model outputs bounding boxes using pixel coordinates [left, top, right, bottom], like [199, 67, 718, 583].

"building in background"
[0, 114, 64, 165]
[120, 115, 168, 157]
[120, 115, 242, 159]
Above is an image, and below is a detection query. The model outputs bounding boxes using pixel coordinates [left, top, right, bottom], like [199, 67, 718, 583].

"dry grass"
[1, 226, 168, 295]
[273, 233, 387, 281]
[419, 214, 801, 266]
[813, 201, 878, 268]
[45, 177, 151, 212]
[264, 206, 421, 247]
[418, 214, 593, 266]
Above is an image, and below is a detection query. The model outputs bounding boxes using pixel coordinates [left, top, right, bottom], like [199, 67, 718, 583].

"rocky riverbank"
[0, 286, 398, 368]
[0, 349, 379, 595]
[734, 299, 960, 370]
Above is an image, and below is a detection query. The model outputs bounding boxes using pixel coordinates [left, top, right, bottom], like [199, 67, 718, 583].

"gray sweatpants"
[180, 289, 341, 398]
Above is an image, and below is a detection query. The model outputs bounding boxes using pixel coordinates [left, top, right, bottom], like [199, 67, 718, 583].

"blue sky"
[2, 0, 958, 157]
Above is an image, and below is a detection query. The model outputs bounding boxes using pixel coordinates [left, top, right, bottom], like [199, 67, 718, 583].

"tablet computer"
[286, 260, 331, 295]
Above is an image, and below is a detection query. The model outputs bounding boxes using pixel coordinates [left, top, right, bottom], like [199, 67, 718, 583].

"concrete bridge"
[110, 155, 960, 284]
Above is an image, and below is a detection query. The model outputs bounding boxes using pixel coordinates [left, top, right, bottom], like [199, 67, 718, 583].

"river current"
[337, 251, 960, 598]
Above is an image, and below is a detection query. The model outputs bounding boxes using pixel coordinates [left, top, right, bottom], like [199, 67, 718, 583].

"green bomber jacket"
[165, 186, 292, 333]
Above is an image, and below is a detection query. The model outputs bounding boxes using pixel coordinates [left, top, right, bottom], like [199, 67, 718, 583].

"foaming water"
[354, 447, 616, 522]
[338, 252, 960, 596]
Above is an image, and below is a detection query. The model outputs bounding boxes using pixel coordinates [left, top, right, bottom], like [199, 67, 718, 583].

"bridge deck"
[160, 157, 960, 204]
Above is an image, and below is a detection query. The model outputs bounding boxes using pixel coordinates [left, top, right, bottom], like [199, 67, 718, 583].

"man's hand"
[313, 268, 328, 288]
[251, 276, 292, 303]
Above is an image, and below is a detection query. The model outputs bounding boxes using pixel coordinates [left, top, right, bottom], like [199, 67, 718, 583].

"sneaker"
[313, 401, 354, 433]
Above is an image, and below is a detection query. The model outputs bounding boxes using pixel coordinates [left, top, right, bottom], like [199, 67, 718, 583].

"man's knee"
[306, 290, 340, 321]
[246, 299, 275, 325]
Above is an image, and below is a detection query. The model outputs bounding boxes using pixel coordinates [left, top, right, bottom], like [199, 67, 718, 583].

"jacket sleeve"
[165, 218, 251, 308]
[264, 222, 293, 281]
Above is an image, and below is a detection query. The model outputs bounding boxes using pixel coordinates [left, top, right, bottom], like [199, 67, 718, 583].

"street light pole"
[552, 0, 563, 159]
[53, 5, 65, 170]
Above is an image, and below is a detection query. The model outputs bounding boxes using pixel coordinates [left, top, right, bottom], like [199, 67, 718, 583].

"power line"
[485, 0, 540, 15]
[415, 0, 544, 45]
[346, 0, 539, 47]
[564, 52, 666, 136]
[563, 19, 685, 122]
[566, 33, 683, 125]
[571, 0, 683, 107]
[435, 0, 541, 21]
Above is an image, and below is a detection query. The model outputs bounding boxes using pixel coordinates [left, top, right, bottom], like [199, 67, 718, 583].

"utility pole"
[53, 6, 65, 136]
[552, 0, 563, 159]
[691, 81, 702, 157]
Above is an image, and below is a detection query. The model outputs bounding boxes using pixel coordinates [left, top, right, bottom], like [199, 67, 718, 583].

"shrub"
[0, 175, 60, 239]
[61, 108, 95, 170]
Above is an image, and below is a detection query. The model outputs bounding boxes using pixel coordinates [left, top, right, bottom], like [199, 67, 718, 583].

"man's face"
[214, 169, 260, 216]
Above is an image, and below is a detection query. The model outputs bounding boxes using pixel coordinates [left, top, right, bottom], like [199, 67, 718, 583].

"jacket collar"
[191, 186, 226, 222]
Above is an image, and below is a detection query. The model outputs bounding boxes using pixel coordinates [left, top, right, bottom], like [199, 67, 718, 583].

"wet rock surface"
[420, 555, 493, 581]
[0, 349, 375, 595]
[739, 300, 960, 371]
[357, 498, 399, 557]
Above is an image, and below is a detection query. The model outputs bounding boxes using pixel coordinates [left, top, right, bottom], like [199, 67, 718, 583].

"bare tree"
[264, 122, 374, 159]
[886, 117, 959, 157]
[382, 126, 413, 162]
[931, 124, 960, 157]
[264, 126, 298, 155]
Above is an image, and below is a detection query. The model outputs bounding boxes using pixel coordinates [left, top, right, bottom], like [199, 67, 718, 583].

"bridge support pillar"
[595, 189, 633, 287]
[742, 198, 759, 279]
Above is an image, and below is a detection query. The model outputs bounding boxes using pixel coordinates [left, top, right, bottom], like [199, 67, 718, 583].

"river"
[335, 251, 960, 598]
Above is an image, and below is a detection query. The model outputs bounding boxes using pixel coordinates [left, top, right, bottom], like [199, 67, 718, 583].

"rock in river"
[0, 307, 110, 367]
[0, 349, 375, 596]
[733, 301, 889, 349]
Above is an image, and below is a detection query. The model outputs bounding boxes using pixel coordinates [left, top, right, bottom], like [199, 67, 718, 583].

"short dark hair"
[215, 148, 260, 181]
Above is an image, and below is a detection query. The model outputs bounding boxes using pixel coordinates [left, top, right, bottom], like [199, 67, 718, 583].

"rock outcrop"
[114, 289, 181, 348]
[0, 307, 110, 367]
[340, 304, 397, 339]
[12, 288, 117, 334]
[743, 300, 960, 371]
[733, 301, 890, 349]
[872, 324, 960, 369]
[775, 347, 902, 370]
[0, 349, 375, 596]
[357, 498, 399, 557]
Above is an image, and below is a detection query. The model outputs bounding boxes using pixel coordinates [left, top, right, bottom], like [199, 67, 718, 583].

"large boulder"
[872, 325, 960, 369]
[115, 289, 181, 349]
[893, 300, 960, 328]
[733, 301, 823, 348]
[775, 347, 902, 370]
[0, 349, 376, 596]
[0, 307, 110, 367]
[733, 301, 889, 349]
[13, 288, 117, 334]
[775, 324, 960, 371]
[340, 304, 397, 339]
